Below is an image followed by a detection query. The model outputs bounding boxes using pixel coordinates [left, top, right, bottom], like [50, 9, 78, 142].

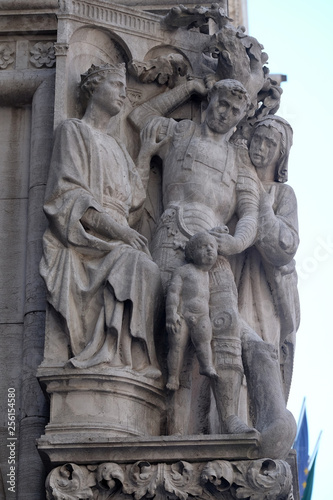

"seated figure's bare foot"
[166, 376, 180, 391]
[225, 415, 256, 434]
[138, 365, 162, 379]
[200, 366, 218, 379]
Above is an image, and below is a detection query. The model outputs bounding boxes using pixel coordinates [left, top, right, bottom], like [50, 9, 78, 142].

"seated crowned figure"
[40, 63, 163, 377]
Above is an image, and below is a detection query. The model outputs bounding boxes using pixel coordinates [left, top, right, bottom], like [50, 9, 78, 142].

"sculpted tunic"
[40, 119, 161, 365]
[149, 118, 259, 284]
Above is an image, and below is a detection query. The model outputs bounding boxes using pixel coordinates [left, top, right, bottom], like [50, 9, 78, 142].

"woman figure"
[235, 115, 300, 400]
[40, 63, 163, 376]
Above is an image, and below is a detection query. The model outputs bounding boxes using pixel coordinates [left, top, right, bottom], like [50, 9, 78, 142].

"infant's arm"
[166, 271, 183, 335]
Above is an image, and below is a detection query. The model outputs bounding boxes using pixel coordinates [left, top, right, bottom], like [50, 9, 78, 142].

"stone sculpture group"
[38, 5, 300, 494]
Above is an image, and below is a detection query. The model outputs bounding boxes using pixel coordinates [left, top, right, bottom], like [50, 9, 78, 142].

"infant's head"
[185, 232, 218, 268]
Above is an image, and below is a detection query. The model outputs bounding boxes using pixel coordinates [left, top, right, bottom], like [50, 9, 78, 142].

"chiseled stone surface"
[166, 233, 219, 391]
[38, 433, 265, 466]
[0, 1, 300, 499]
[38, 0, 298, 461]
[45, 456, 297, 500]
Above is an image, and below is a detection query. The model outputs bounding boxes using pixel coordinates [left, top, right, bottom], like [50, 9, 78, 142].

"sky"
[248, 1, 333, 498]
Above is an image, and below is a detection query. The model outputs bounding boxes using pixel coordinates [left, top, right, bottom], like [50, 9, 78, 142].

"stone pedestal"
[38, 367, 165, 439]
[37, 433, 260, 464]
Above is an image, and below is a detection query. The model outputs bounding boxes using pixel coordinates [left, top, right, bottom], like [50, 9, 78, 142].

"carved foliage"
[202, 459, 294, 500]
[122, 461, 202, 500]
[46, 463, 94, 500]
[161, 4, 230, 30]
[129, 54, 188, 89]
[30, 42, 56, 68]
[123, 461, 158, 499]
[0, 43, 14, 69]
[46, 460, 294, 500]
[96, 463, 125, 497]
[162, 4, 282, 116]
[165, 461, 203, 499]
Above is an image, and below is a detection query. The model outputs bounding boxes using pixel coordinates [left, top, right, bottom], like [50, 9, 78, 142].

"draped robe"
[40, 119, 162, 368]
[233, 181, 300, 398]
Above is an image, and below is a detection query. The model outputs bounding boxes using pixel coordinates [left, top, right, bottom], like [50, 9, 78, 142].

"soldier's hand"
[140, 117, 171, 157]
[209, 231, 242, 256]
[188, 77, 208, 97]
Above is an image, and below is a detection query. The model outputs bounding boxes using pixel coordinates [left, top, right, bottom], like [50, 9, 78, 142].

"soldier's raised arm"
[128, 78, 207, 131]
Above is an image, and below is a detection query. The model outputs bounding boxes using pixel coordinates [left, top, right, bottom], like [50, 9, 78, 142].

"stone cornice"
[38, 433, 262, 464]
[58, 0, 163, 39]
[0, 0, 59, 14]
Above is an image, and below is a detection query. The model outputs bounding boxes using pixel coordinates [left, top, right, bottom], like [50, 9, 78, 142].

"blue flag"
[302, 453, 317, 500]
[293, 400, 309, 497]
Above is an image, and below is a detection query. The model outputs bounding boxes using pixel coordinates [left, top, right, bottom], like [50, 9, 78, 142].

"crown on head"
[80, 62, 126, 86]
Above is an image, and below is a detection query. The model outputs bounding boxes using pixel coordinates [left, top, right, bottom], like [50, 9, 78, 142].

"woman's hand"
[260, 182, 276, 208]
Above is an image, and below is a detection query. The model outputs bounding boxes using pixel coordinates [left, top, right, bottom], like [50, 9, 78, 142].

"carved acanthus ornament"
[46, 460, 294, 500]
[162, 4, 282, 119]
[46, 463, 95, 500]
[0, 43, 14, 69]
[129, 54, 188, 89]
[30, 42, 56, 68]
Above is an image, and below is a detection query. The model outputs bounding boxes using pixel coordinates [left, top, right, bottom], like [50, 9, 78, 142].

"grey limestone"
[0, 1, 300, 499]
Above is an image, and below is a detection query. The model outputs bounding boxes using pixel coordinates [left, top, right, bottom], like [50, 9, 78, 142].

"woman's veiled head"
[250, 115, 293, 182]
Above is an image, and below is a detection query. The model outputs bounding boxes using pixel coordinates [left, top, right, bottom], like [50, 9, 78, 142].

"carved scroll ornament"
[46, 459, 294, 500]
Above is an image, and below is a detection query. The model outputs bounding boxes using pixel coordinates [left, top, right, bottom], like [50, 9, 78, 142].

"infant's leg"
[190, 316, 217, 379]
[166, 321, 190, 391]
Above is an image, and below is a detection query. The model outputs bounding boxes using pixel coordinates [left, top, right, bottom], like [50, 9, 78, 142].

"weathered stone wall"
[0, 4, 57, 498]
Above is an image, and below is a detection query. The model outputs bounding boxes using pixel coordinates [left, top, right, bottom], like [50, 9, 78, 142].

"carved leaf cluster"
[164, 462, 202, 500]
[0, 44, 14, 69]
[129, 54, 188, 89]
[123, 462, 158, 499]
[46, 460, 293, 500]
[46, 464, 94, 500]
[30, 42, 56, 68]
